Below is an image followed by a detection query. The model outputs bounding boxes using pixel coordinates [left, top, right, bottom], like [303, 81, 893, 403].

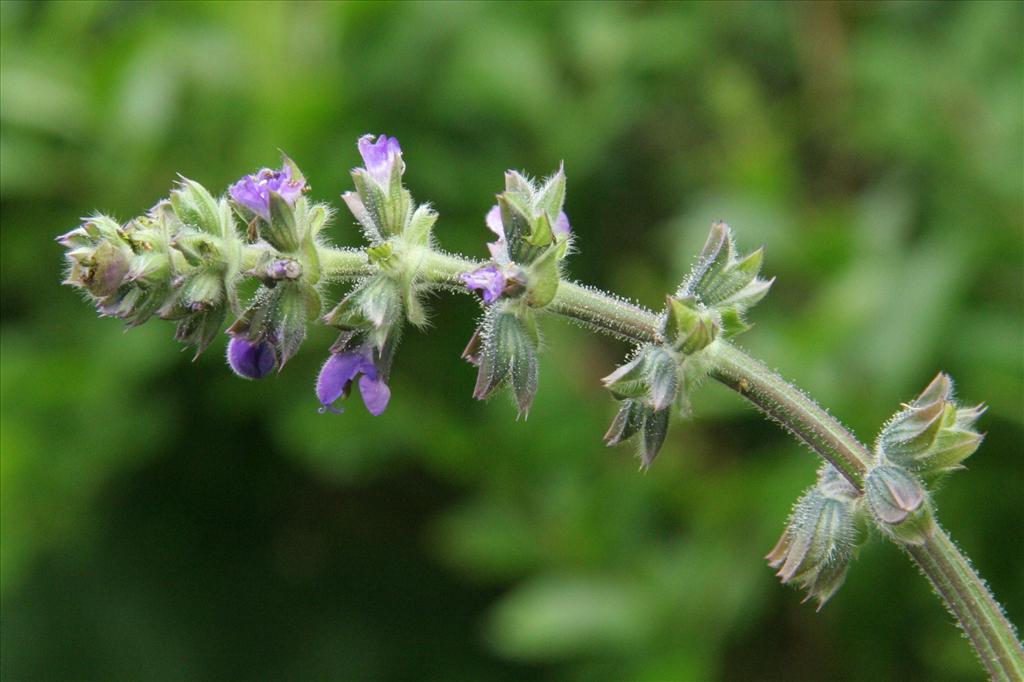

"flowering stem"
[318, 246, 371, 279]
[318, 244, 1021, 678]
[549, 280, 661, 342]
[907, 526, 1024, 682]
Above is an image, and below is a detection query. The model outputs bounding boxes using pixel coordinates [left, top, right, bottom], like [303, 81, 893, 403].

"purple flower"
[317, 351, 391, 416]
[229, 164, 305, 221]
[227, 336, 276, 379]
[357, 134, 403, 188]
[461, 265, 506, 305]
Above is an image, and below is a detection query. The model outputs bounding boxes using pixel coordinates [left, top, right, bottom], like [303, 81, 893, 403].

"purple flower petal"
[358, 374, 391, 416]
[487, 239, 507, 262]
[554, 211, 571, 236]
[316, 352, 366, 412]
[229, 164, 305, 220]
[461, 265, 506, 305]
[485, 205, 504, 238]
[227, 336, 276, 379]
[357, 134, 403, 187]
[317, 350, 389, 415]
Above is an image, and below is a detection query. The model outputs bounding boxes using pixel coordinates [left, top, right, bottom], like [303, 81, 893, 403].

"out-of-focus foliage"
[2, 1, 1021, 680]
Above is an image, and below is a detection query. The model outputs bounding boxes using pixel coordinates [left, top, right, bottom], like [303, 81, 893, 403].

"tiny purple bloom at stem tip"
[357, 134, 403, 186]
[229, 164, 304, 220]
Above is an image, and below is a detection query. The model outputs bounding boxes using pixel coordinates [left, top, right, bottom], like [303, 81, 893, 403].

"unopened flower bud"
[602, 345, 679, 412]
[767, 466, 864, 608]
[602, 399, 670, 470]
[323, 275, 403, 349]
[264, 258, 302, 281]
[227, 335, 276, 379]
[876, 373, 985, 480]
[663, 295, 718, 354]
[471, 304, 540, 416]
[345, 134, 411, 239]
[481, 166, 571, 267]
[674, 222, 773, 338]
[171, 176, 226, 235]
[865, 464, 934, 545]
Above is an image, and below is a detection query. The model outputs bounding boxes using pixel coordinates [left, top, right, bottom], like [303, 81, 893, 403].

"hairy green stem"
[708, 343, 870, 487]
[908, 527, 1024, 681]
[317, 245, 1021, 679]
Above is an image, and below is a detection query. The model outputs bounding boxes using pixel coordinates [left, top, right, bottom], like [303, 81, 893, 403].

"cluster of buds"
[767, 465, 867, 608]
[859, 373, 983, 545]
[766, 372, 984, 605]
[671, 221, 773, 342]
[224, 157, 333, 378]
[60, 177, 245, 358]
[601, 222, 772, 467]
[461, 166, 572, 416]
[874, 373, 985, 481]
[317, 135, 437, 415]
[601, 346, 675, 468]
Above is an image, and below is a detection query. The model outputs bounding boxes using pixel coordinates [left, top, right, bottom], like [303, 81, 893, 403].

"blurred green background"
[2, 1, 1022, 680]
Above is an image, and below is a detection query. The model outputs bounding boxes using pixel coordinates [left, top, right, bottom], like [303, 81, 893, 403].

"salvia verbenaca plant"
[59, 134, 1023, 681]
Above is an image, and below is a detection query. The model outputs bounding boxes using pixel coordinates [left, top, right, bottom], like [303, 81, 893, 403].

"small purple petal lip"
[485, 205, 504, 238]
[317, 350, 391, 415]
[357, 134, 403, 187]
[229, 164, 305, 220]
[554, 211, 571, 236]
[227, 336, 276, 379]
[358, 374, 391, 416]
[460, 265, 506, 305]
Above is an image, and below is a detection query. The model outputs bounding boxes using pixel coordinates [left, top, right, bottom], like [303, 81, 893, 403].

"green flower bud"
[491, 167, 571, 266]
[876, 373, 986, 480]
[767, 465, 865, 609]
[169, 305, 227, 359]
[673, 222, 773, 339]
[602, 345, 679, 411]
[170, 177, 225, 235]
[323, 275, 404, 350]
[403, 204, 438, 248]
[601, 345, 679, 468]
[663, 295, 718, 354]
[470, 303, 540, 416]
[602, 399, 670, 470]
[865, 464, 935, 545]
